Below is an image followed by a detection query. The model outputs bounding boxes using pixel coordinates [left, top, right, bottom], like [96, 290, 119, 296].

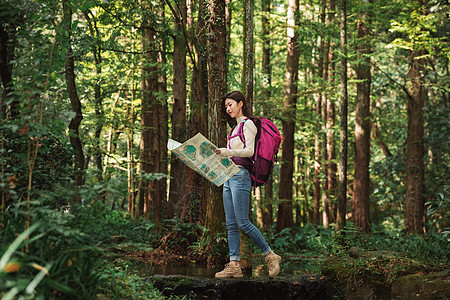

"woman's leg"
[228, 168, 271, 255]
[223, 177, 240, 261]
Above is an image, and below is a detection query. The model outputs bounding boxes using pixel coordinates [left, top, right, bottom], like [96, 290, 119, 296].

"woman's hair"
[221, 91, 254, 127]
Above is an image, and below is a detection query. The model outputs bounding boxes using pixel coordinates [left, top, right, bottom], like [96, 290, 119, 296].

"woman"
[215, 91, 281, 278]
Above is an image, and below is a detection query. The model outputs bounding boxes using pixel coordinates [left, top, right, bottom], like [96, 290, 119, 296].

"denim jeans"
[223, 167, 271, 261]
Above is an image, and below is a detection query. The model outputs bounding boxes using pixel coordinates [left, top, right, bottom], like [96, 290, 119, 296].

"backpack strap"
[227, 118, 249, 148]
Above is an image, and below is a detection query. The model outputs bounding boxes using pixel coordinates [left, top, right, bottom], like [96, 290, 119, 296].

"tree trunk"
[243, 0, 254, 109]
[240, 0, 255, 273]
[168, 0, 188, 219]
[184, 0, 208, 224]
[204, 0, 227, 264]
[126, 100, 136, 217]
[353, 5, 372, 233]
[313, 0, 327, 225]
[326, 0, 336, 223]
[139, 8, 159, 221]
[405, 48, 426, 234]
[261, 0, 273, 230]
[336, 0, 348, 232]
[84, 11, 104, 191]
[276, 0, 299, 233]
[157, 23, 169, 221]
[63, 0, 85, 202]
[321, 0, 330, 228]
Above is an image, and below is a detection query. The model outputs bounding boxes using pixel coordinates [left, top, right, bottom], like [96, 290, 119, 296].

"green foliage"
[1, 126, 73, 206]
[1, 204, 103, 299]
[97, 260, 178, 300]
[271, 223, 449, 268]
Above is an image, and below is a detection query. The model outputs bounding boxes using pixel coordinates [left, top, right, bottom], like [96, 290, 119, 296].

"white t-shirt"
[219, 116, 256, 158]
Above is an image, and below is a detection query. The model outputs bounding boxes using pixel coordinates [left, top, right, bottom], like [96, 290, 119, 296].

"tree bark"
[63, 0, 85, 201]
[353, 4, 372, 233]
[243, 0, 254, 109]
[336, 0, 348, 232]
[313, 0, 327, 225]
[276, 0, 299, 233]
[326, 0, 336, 223]
[168, 0, 188, 219]
[139, 7, 160, 222]
[405, 48, 426, 234]
[204, 0, 227, 264]
[240, 0, 255, 273]
[157, 20, 169, 221]
[261, 0, 273, 230]
[84, 11, 104, 190]
[184, 0, 208, 224]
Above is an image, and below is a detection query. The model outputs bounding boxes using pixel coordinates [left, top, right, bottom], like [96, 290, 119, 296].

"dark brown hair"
[221, 91, 254, 127]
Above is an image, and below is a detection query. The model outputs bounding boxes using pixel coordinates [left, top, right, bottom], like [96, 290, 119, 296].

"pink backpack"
[227, 117, 282, 188]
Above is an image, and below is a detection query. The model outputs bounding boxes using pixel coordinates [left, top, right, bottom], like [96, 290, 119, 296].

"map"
[168, 133, 240, 186]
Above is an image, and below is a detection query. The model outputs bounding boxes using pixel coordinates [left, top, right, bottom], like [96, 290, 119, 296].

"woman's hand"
[216, 148, 230, 157]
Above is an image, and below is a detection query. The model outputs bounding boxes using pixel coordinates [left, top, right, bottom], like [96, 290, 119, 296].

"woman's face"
[224, 98, 244, 119]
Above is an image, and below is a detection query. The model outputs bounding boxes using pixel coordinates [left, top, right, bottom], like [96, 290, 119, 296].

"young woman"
[215, 91, 281, 278]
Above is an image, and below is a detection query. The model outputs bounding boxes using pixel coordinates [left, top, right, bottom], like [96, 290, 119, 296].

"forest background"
[0, 0, 449, 298]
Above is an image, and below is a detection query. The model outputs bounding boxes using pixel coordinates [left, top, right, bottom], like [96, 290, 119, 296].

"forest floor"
[113, 245, 450, 300]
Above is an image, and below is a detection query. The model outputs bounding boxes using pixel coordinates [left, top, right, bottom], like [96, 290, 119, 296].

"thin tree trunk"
[157, 21, 169, 221]
[353, 3, 372, 233]
[336, 0, 348, 233]
[168, 0, 188, 219]
[243, 0, 254, 108]
[261, 0, 273, 230]
[321, 0, 330, 228]
[326, 0, 336, 223]
[313, 0, 326, 225]
[63, 0, 85, 202]
[276, 0, 299, 233]
[84, 11, 104, 194]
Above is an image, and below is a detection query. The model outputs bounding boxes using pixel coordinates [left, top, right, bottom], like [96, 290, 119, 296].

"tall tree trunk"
[126, 100, 136, 217]
[243, 0, 254, 109]
[240, 0, 255, 273]
[321, 0, 330, 227]
[204, 0, 227, 264]
[184, 0, 208, 224]
[157, 19, 169, 221]
[353, 3, 372, 233]
[84, 11, 104, 190]
[405, 8, 426, 234]
[63, 0, 85, 202]
[261, 0, 273, 230]
[336, 0, 348, 232]
[326, 0, 336, 223]
[276, 0, 299, 233]
[168, 0, 188, 219]
[313, 0, 327, 225]
[139, 7, 160, 221]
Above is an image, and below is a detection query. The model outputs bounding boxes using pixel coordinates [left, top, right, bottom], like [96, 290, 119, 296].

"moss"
[321, 249, 450, 300]
[391, 271, 450, 300]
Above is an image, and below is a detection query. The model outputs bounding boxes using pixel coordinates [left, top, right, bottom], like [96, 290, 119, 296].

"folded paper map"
[168, 133, 240, 186]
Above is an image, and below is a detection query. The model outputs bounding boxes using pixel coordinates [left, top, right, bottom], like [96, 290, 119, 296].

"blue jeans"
[223, 167, 272, 261]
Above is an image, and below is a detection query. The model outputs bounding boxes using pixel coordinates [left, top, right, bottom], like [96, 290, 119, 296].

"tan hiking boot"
[265, 253, 281, 278]
[215, 263, 243, 278]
